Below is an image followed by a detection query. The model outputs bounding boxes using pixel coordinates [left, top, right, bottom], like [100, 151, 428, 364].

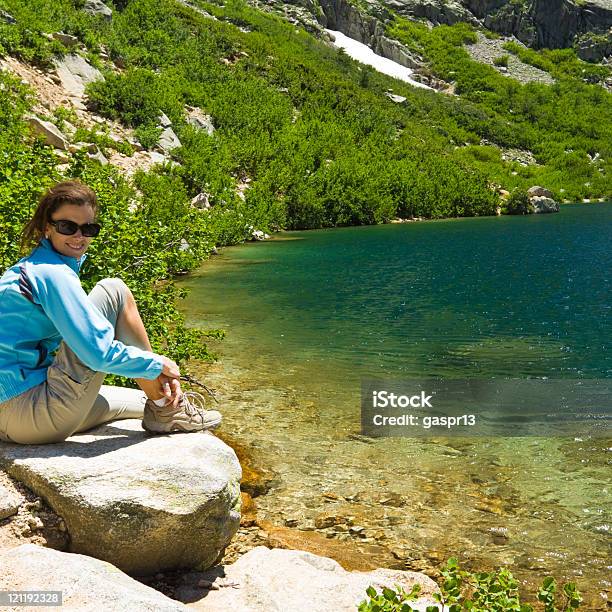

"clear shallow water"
[179, 204, 611, 608]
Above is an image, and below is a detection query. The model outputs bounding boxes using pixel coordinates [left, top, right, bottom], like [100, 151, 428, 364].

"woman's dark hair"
[20, 180, 98, 253]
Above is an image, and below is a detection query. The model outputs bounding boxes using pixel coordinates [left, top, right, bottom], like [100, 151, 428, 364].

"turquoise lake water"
[179, 203, 611, 607]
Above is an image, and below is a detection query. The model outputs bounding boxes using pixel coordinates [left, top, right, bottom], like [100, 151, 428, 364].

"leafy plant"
[358, 583, 427, 612]
[72, 126, 135, 156]
[359, 558, 583, 612]
[133, 123, 163, 150]
[505, 187, 531, 214]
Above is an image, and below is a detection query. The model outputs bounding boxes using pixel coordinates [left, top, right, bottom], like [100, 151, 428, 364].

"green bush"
[133, 123, 163, 150]
[72, 126, 135, 156]
[505, 188, 531, 214]
[493, 54, 509, 67]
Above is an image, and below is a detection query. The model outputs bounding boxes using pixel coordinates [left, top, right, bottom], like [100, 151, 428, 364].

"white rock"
[0, 9, 16, 24]
[157, 126, 182, 152]
[69, 141, 97, 154]
[70, 97, 87, 111]
[191, 192, 211, 209]
[52, 32, 79, 48]
[196, 547, 441, 612]
[26, 115, 70, 150]
[385, 92, 407, 103]
[185, 107, 215, 135]
[53, 148, 71, 163]
[88, 149, 108, 165]
[149, 151, 168, 164]
[0, 479, 23, 519]
[0, 419, 241, 575]
[82, 0, 112, 21]
[158, 111, 173, 128]
[53, 53, 104, 98]
[0, 544, 187, 611]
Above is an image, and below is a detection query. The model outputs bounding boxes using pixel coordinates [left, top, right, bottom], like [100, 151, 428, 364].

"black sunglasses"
[49, 219, 102, 238]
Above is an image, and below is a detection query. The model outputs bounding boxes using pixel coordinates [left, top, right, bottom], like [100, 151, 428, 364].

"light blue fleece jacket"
[0, 238, 164, 403]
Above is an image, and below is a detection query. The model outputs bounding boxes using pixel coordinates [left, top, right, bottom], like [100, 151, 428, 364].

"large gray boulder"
[0, 420, 242, 575]
[530, 195, 560, 213]
[192, 547, 441, 612]
[53, 53, 104, 98]
[0, 544, 187, 611]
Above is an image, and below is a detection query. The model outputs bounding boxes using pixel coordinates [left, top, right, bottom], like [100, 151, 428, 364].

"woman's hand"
[161, 356, 180, 379]
[157, 374, 182, 407]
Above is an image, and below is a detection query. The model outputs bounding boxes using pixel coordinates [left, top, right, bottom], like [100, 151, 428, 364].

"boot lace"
[179, 391, 208, 418]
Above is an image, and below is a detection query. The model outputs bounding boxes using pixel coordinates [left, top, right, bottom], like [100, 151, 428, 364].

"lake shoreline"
[179, 205, 612, 610]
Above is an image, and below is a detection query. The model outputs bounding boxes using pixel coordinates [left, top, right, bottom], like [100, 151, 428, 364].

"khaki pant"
[0, 278, 148, 445]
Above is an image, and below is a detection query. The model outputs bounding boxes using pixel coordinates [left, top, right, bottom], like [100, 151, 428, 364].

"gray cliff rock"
[319, 0, 423, 70]
[576, 32, 612, 62]
[384, 0, 478, 25]
[0, 419, 242, 575]
[468, 0, 612, 50]
[262, 0, 612, 58]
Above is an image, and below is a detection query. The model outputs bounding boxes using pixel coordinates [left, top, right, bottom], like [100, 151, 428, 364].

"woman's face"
[45, 203, 96, 259]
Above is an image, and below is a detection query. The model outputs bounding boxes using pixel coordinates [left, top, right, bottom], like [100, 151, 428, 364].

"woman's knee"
[96, 277, 131, 301]
[88, 278, 131, 327]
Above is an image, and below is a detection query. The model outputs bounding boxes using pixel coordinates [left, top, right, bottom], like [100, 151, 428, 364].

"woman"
[0, 179, 221, 445]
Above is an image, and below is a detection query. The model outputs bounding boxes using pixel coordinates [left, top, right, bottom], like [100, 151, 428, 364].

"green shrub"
[504, 187, 531, 214]
[134, 123, 163, 150]
[493, 54, 509, 67]
[359, 558, 583, 612]
[72, 126, 135, 156]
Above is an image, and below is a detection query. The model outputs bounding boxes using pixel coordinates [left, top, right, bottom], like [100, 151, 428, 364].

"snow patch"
[326, 29, 432, 90]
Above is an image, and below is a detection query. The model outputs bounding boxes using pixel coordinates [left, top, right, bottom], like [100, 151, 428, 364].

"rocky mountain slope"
[252, 0, 612, 61]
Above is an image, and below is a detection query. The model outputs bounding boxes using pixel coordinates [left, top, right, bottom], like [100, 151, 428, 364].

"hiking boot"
[142, 391, 222, 434]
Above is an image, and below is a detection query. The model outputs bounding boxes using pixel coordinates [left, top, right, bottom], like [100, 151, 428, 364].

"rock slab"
[194, 546, 441, 612]
[26, 116, 70, 150]
[53, 53, 104, 98]
[0, 544, 187, 611]
[0, 420, 242, 575]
